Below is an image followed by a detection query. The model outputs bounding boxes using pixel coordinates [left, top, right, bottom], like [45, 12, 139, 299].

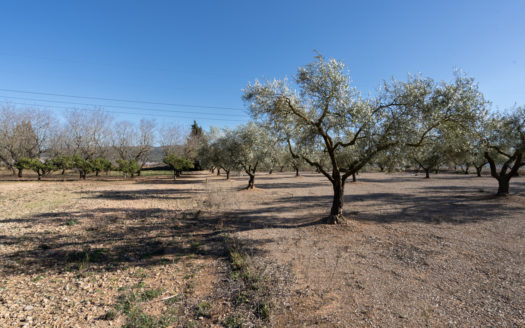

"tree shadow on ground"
[0, 203, 316, 277]
[78, 188, 200, 200]
[133, 177, 206, 185]
[257, 187, 523, 225]
[3, 175, 523, 278]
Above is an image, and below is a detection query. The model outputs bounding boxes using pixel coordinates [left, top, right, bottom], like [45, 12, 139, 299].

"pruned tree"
[483, 107, 524, 195]
[89, 158, 112, 176]
[15, 158, 56, 181]
[243, 55, 483, 223]
[117, 159, 140, 178]
[50, 155, 75, 175]
[163, 154, 194, 179]
[72, 155, 93, 180]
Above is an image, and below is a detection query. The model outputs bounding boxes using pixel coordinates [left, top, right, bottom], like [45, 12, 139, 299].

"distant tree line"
[0, 107, 198, 180]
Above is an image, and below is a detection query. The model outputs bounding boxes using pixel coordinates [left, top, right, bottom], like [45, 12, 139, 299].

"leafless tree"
[0, 106, 53, 176]
[112, 119, 156, 174]
[65, 109, 112, 160]
[159, 124, 187, 156]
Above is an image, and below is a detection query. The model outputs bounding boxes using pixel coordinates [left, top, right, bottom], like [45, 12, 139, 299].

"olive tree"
[483, 107, 524, 195]
[411, 142, 445, 178]
[457, 123, 491, 177]
[243, 55, 482, 223]
[211, 130, 241, 180]
[373, 145, 405, 173]
[196, 126, 223, 174]
[231, 122, 274, 189]
[282, 149, 306, 176]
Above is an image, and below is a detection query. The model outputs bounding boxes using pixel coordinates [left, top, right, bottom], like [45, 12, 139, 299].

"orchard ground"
[0, 170, 523, 327]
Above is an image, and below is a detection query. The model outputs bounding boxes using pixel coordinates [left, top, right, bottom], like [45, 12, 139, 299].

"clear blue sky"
[0, 0, 523, 130]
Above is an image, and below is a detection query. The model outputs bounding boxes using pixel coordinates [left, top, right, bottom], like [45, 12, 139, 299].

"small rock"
[23, 305, 34, 311]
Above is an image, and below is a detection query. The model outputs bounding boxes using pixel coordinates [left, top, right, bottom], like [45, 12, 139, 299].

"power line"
[0, 87, 246, 111]
[4, 101, 246, 122]
[0, 94, 246, 117]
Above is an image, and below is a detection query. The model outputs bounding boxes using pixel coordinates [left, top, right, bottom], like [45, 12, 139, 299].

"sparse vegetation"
[224, 236, 274, 324]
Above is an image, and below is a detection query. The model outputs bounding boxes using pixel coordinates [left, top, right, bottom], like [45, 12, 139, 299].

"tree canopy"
[243, 55, 484, 223]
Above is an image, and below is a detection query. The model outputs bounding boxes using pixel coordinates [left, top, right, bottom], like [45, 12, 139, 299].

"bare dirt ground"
[0, 171, 524, 327]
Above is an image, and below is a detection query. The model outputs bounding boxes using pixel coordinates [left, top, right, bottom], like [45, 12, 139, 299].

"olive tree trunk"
[247, 174, 255, 189]
[485, 151, 522, 196]
[327, 179, 345, 223]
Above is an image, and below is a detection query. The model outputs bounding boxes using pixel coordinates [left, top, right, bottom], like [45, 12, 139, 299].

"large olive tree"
[243, 55, 482, 224]
[483, 107, 524, 195]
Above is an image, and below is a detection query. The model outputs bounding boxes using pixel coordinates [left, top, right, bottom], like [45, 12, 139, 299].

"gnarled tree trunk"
[325, 175, 345, 224]
[485, 151, 522, 196]
[247, 174, 255, 189]
[474, 164, 485, 177]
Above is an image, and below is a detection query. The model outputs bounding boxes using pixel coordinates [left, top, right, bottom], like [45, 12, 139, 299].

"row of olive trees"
[197, 122, 309, 189]
[236, 55, 523, 223]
